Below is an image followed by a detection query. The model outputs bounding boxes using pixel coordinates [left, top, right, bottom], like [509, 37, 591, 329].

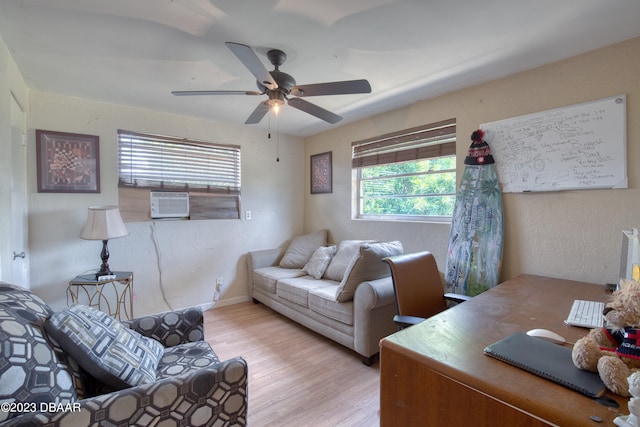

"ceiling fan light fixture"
[268, 96, 285, 106]
[268, 91, 285, 113]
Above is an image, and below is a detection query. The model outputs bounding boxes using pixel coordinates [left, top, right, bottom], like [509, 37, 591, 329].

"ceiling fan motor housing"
[254, 49, 296, 94]
[257, 71, 296, 95]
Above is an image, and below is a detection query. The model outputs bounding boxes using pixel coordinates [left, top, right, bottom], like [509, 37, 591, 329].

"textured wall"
[304, 37, 640, 286]
[26, 92, 304, 314]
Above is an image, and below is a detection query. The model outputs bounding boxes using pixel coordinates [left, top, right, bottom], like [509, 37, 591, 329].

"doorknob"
[13, 251, 25, 260]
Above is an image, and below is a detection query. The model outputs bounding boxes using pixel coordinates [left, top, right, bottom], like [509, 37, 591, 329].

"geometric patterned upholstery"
[1, 357, 248, 427]
[123, 307, 205, 347]
[0, 283, 53, 318]
[0, 282, 248, 426]
[157, 341, 221, 379]
[0, 306, 77, 423]
[46, 305, 164, 389]
[0, 284, 77, 423]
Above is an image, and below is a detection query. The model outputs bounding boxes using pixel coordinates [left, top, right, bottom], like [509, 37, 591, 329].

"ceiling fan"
[172, 42, 371, 125]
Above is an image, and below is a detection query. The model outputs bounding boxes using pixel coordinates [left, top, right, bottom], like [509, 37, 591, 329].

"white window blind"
[118, 130, 241, 194]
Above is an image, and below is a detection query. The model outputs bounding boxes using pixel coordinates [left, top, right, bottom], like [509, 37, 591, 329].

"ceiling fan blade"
[290, 79, 371, 97]
[172, 90, 261, 96]
[287, 98, 342, 124]
[245, 101, 271, 124]
[225, 42, 278, 89]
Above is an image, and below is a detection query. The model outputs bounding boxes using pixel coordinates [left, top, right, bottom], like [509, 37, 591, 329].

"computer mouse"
[526, 328, 566, 345]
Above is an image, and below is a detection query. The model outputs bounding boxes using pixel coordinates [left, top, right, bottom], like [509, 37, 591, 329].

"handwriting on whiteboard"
[481, 95, 627, 193]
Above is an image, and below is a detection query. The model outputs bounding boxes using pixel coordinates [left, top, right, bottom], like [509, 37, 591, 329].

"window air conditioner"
[150, 191, 190, 219]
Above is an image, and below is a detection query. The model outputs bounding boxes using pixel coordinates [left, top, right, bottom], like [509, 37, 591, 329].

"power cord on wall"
[150, 221, 173, 311]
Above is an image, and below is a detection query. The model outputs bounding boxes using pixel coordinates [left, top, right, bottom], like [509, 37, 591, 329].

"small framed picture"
[36, 130, 100, 193]
[310, 151, 332, 194]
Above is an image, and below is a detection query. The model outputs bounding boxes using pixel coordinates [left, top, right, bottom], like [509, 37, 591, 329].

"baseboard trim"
[198, 296, 250, 312]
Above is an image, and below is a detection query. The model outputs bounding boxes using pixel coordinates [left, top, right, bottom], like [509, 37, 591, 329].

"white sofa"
[246, 230, 402, 365]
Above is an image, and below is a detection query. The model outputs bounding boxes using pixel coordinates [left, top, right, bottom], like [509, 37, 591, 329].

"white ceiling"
[1, 0, 639, 137]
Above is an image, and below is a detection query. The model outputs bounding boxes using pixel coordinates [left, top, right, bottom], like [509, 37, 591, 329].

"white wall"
[304, 37, 640, 286]
[0, 36, 29, 283]
[27, 91, 304, 315]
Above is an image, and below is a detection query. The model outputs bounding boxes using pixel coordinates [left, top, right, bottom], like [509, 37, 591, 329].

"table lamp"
[80, 205, 129, 279]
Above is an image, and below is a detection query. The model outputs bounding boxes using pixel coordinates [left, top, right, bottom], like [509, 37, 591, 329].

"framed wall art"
[310, 151, 332, 194]
[36, 130, 100, 193]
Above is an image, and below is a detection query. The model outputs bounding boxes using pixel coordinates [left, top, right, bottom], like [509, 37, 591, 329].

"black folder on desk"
[484, 333, 606, 398]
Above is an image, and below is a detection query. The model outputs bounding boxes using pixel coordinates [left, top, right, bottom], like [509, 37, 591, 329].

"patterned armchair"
[0, 283, 247, 426]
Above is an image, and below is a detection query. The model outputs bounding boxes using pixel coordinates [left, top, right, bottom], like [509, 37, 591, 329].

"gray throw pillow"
[46, 305, 164, 390]
[303, 245, 336, 279]
[335, 241, 403, 302]
[323, 240, 377, 282]
[279, 230, 328, 268]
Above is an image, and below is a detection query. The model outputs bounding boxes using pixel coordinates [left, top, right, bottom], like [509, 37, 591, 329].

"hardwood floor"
[204, 301, 380, 427]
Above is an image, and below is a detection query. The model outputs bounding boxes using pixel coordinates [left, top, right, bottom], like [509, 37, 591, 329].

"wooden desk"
[379, 274, 627, 426]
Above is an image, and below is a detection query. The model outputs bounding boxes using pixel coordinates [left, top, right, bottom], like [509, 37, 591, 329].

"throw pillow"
[45, 305, 164, 390]
[335, 241, 403, 302]
[279, 229, 328, 269]
[303, 246, 337, 279]
[323, 240, 378, 282]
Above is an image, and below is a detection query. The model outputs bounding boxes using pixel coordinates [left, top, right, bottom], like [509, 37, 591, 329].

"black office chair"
[382, 251, 471, 329]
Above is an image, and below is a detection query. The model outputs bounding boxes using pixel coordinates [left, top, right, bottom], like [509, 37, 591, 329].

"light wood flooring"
[204, 301, 380, 427]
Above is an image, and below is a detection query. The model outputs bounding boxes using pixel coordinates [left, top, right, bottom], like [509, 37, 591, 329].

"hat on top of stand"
[464, 129, 494, 165]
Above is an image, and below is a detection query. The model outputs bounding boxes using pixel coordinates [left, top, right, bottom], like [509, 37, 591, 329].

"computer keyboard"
[565, 300, 605, 328]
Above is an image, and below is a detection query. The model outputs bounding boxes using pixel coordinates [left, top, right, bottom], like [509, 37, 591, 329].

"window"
[118, 130, 241, 220]
[352, 118, 456, 221]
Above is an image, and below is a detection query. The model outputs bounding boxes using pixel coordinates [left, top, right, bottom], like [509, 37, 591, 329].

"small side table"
[67, 271, 134, 320]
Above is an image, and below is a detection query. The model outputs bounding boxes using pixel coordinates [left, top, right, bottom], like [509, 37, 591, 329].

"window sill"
[353, 215, 452, 225]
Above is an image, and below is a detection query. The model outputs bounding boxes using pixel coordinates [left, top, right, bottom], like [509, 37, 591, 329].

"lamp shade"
[80, 206, 129, 240]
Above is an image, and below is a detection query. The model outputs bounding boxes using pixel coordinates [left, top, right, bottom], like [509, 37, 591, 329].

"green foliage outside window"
[359, 156, 456, 218]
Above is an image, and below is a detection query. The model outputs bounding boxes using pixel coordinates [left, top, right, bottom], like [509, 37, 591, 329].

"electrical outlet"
[245, 210, 252, 220]
[213, 277, 223, 302]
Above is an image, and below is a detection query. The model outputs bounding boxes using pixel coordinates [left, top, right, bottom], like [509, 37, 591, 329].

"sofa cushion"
[46, 305, 164, 390]
[277, 276, 338, 307]
[308, 286, 354, 325]
[335, 241, 403, 302]
[157, 341, 220, 379]
[303, 245, 336, 279]
[253, 266, 306, 294]
[0, 307, 77, 423]
[279, 230, 328, 268]
[323, 240, 377, 282]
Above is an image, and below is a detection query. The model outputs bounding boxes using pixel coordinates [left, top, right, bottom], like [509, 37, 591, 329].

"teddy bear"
[572, 278, 640, 397]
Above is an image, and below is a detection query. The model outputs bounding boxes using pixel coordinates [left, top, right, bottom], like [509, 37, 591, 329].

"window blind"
[118, 130, 241, 194]
[352, 118, 456, 168]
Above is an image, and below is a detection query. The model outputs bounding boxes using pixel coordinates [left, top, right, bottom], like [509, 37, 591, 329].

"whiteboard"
[481, 94, 627, 193]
